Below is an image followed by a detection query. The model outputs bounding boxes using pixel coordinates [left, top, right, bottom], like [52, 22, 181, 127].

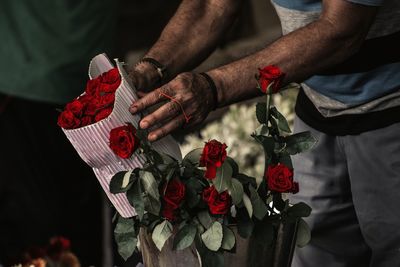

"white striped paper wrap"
[62, 54, 182, 218]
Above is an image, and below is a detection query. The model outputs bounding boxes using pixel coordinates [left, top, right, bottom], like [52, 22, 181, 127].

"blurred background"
[0, 0, 296, 266]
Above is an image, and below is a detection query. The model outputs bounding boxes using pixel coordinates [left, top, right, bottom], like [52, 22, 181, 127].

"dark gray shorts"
[290, 116, 400, 267]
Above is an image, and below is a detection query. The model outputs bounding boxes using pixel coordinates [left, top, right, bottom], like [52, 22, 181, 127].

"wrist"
[130, 61, 161, 91]
[206, 70, 225, 108]
[199, 72, 219, 110]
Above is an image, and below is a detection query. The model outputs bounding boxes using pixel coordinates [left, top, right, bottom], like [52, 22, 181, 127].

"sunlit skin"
[129, 0, 378, 142]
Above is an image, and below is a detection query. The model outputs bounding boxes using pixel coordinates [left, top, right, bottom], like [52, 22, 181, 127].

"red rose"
[85, 98, 101, 116]
[100, 68, 121, 93]
[98, 81, 119, 94]
[65, 99, 84, 117]
[162, 203, 176, 221]
[258, 65, 285, 94]
[163, 179, 186, 209]
[94, 107, 113, 122]
[85, 77, 101, 96]
[101, 68, 121, 84]
[80, 116, 93, 127]
[97, 93, 115, 108]
[47, 236, 70, 260]
[109, 123, 140, 159]
[202, 186, 231, 215]
[57, 110, 80, 129]
[78, 93, 93, 105]
[266, 164, 298, 193]
[200, 140, 227, 179]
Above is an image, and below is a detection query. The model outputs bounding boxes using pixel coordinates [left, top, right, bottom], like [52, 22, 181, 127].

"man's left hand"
[129, 72, 215, 142]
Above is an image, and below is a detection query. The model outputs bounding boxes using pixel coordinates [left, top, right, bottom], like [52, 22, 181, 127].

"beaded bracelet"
[199, 72, 219, 110]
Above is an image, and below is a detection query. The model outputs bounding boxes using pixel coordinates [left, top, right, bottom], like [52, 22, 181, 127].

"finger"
[139, 101, 181, 129]
[129, 87, 169, 114]
[148, 115, 186, 142]
[137, 91, 147, 98]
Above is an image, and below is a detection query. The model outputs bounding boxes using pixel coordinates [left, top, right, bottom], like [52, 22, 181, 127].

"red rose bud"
[94, 107, 113, 122]
[109, 123, 140, 159]
[202, 186, 231, 215]
[65, 99, 84, 117]
[163, 179, 186, 209]
[57, 110, 80, 129]
[85, 77, 101, 96]
[200, 140, 227, 179]
[266, 164, 298, 193]
[258, 65, 285, 94]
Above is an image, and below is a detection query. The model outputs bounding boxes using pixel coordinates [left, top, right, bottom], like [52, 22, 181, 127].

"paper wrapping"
[62, 54, 182, 218]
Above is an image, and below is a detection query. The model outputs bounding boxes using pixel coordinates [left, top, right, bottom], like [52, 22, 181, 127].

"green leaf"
[252, 135, 275, 156]
[226, 157, 239, 177]
[201, 221, 223, 251]
[183, 148, 203, 166]
[143, 194, 161, 216]
[197, 210, 214, 229]
[160, 152, 176, 165]
[296, 218, 311, 247]
[152, 220, 173, 251]
[229, 178, 244, 205]
[283, 131, 317, 155]
[242, 193, 253, 218]
[254, 125, 269, 136]
[114, 215, 137, 261]
[139, 171, 159, 200]
[288, 202, 312, 218]
[110, 170, 135, 194]
[212, 161, 233, 193]
[256, 102, 267, 124]
[249, 185, 268, 220]
[165, 167, 176, 183]
[221, 226, 235, 250]
[195, 236, 225, 267]
[185, 178, 203, 208]
[278, 153, 293, 169]
[235, 173, 257, 188]
[173, 223, 197, 250]
[271, 106, 292, 133]
[127, 180, 145, 220]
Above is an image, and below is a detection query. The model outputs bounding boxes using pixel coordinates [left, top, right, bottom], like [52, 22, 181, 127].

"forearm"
[141, 0, 242, 81]
[209, 1, 377, 107]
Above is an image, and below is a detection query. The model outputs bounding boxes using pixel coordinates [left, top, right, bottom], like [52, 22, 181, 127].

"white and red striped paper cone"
[62, 54, 182, 218]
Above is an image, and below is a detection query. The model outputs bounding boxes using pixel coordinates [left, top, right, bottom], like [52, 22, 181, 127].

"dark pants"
[291, 116, 400, 267]
[0, 94, 102, 266]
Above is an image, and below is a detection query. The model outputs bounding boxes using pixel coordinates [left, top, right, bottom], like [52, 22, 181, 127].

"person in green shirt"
[0, 0, 115, 265]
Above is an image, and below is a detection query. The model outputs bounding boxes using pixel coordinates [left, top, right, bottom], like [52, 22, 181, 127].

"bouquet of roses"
[105, 66, 316, 266]
[58, 54, 181, 218]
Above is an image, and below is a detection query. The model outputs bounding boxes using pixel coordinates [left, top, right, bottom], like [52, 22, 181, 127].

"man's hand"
[129, 72, 215, 142]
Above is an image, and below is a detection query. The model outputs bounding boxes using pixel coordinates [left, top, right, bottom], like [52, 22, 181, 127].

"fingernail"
[141, 120, 149, 129]
[148, 133, 157, 141]
[130, 106, 137, 113]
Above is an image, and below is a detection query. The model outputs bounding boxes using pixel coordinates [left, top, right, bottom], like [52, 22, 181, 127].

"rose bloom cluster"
[266, 164, 299, 194]
[109, 123, 140, 159]
[58, 68, 121, 129]
[160, 140, 232, 222]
